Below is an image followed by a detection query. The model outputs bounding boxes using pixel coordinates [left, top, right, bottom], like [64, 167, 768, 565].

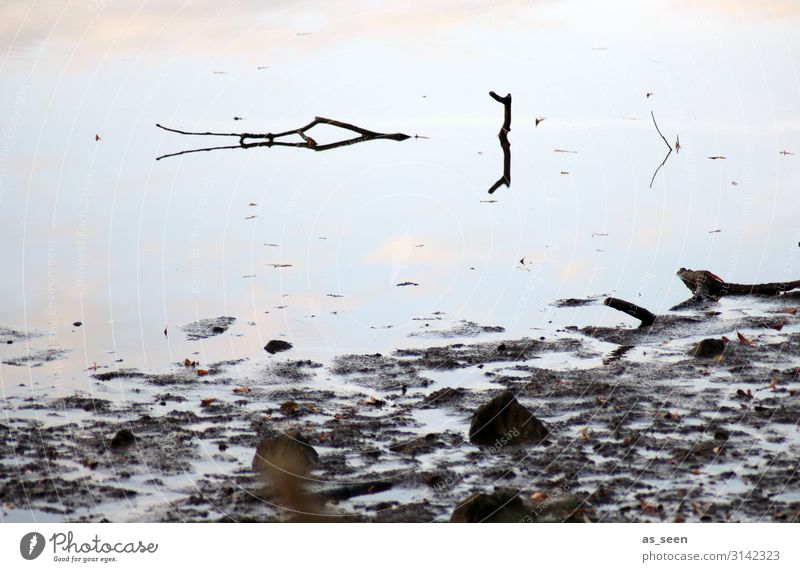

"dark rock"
[450, 490, 526, 522]
[110, 429, 136, 449]
[469, 391, 548, 447]
[690, 338, 726, 359]
[73, 321, 83, 327]
[264, 339, 293, 354]
[252, 431, 318, 477]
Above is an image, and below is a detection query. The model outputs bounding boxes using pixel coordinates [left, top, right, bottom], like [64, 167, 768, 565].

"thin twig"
[650, 111, 672, 152]
[649, 111, 674, 189]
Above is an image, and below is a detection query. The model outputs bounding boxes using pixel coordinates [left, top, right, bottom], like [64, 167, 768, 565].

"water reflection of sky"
[1, 0, 799, 392]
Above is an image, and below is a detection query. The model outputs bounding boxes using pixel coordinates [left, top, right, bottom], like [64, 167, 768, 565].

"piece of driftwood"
[603, 297, 657, 327]
[676, 268, 800, 298]
[488, 91, 511, 194]
[156, 117, 411, 160]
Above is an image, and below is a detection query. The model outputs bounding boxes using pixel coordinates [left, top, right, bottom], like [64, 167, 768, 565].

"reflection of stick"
[488, 92, 512, 194]
[649, 111, 673, 189]
[156, 117, 411, 160]
[604, 297, 657, 327]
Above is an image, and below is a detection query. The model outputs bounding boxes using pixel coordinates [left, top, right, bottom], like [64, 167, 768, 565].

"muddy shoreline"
[2, 296, 800, 523]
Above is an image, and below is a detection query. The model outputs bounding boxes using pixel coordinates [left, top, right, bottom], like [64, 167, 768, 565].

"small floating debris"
[396, 281, 419, 287]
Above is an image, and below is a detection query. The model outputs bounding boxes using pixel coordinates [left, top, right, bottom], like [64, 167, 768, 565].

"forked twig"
[649, 111, 674, 189]
[155, 117, 411, 161]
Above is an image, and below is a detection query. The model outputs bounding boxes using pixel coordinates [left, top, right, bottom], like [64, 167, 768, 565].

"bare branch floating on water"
[155, 117, 413, 160]
[487, 91, 511, 194]
[649, 110, 674, 189]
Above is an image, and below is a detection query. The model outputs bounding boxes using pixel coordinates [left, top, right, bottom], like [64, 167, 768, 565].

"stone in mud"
[252, 431, 318, 477]
[264, 339, 293, 354]
[469, 391, 548, 447]
[690, 338, 726, 359]
[110, 429, 136, 449]
[450, 490, 526, 522]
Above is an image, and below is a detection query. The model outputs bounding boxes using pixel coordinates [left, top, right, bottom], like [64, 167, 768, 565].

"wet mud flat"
[2, 300, 800, 523]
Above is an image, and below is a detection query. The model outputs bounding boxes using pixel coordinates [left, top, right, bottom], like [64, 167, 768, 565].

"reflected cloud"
[0, 0, 547, 61]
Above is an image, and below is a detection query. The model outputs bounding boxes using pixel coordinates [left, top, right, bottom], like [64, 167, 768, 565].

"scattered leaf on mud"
[639, 500, 662, 516]
[197, 369, 209, 376]
[769, 376, 779, 391]
[232, 386, 251, 394]
[769, 321, 785, 331]
[578, 427, 591, 440]
[778, 307, 798, 315]
[280, 401, 300, 415]
[200, 398, 217, 407]
[358, 396, 386, 408]
[530, 491, 549, 501]
[736, 331, 753, 346]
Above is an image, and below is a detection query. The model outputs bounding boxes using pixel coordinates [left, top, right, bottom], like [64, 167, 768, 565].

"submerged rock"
[264, 339, 293, 354]
[690, 338, 726, 359]
[181, 316, 236, 340]
[469, 391, 548, 447]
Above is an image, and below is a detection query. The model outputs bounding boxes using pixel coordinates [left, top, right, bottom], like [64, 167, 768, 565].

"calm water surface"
[1, 0, 799, 396]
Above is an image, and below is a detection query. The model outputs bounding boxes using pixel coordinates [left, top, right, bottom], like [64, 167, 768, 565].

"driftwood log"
[156, 117, 411, 160]
[603, 267, 800, 325]
[604, 297, 656, 327]
[676, 268, 800, 298]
